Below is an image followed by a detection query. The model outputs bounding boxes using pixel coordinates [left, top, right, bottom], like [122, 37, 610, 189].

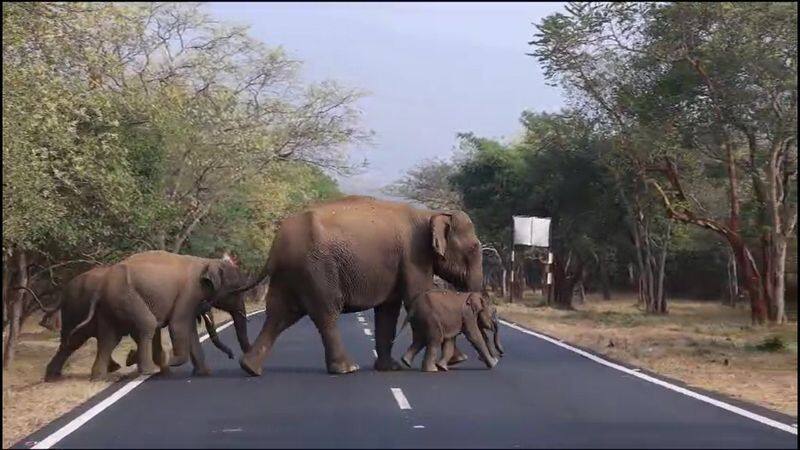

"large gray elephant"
[53, 251, 251, 380]
[235, 195, 484, 376]
[399, 289, 502, 372]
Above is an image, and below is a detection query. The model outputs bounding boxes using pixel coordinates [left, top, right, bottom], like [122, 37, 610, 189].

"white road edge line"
[372, 350, 378, 358]
[390, 388, 412, 410]
[32, 309, 267, 449]
[363, 328, 373, 336]
[499, 319, 797, 435]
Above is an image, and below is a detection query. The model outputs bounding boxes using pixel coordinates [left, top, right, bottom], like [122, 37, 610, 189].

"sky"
[208, 2, 566, 198]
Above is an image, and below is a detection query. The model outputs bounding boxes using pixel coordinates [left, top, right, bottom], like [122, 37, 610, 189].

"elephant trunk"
[492, 316, 504, 356]
[232, 309, 251, 353]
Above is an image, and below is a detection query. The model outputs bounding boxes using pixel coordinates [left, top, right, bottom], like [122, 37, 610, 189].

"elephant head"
[467, 294, 504, 358]
[430, 211, 483, 292]
[200, 257, 251, 353]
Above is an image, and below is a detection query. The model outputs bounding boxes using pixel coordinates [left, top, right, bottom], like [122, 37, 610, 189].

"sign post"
[511, 216, 552, 302]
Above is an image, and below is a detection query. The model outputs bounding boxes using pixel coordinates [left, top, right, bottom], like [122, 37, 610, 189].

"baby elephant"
[400, 290, 502, 372]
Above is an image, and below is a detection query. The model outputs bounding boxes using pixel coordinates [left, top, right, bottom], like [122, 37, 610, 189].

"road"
[16, 310, 798, 449]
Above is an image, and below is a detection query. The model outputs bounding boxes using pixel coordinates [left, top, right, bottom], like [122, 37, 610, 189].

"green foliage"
[3, 3, 364, 273]
[186, 162, 341, 271]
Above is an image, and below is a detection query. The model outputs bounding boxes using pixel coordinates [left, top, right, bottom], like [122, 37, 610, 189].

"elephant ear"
[465, 293, 484, 316]
[430, 213, 452, 258]
[201, 263, 223, 293]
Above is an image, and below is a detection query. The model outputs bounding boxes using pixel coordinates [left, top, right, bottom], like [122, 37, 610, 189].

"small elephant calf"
[399, 289, 503, 372]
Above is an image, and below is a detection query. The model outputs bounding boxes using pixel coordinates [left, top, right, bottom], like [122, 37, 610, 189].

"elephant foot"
[168, 354, 189, 368]
[138, 363, 160, 376]
[435, 361, 450, 371]
[90, 373, 114, 382]
[44, 372, 62, 382]
[327, 360, 359, 374]
[374, 357, 403, 371]
[421, 364, 439, 373]
[108, 359, 122, 373]
[448, 353, 468, 366]
[239, 355, 262, 377]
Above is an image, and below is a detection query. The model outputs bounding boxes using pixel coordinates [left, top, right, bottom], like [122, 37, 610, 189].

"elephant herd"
[27, 196, 503, 381]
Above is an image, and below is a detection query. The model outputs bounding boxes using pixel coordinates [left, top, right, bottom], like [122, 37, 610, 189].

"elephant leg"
[373, 300, 403, 371]
[449, 341, 469, 366]
[45, 330, 91, 382]
[422, 337, 442, 372]
[464, 322, 498, 369]
[401, 331, 425, 368]
[167, 321, 191, 367]
[436, 338, 455, 371]
[135, 323, 160, 375]
[240, 287, 304, 377]
[310, 312, 359, 374]
[152, 329, 170, 374]
[90, 321, 121, 381]
[189, 325, 210, 377]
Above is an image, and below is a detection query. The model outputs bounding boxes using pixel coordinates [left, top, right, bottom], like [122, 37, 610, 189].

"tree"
[2, 3, 367, 366]
[383, 159, 462, 210]
[531, 2, 797, 323]
[391, 113, 634, 309]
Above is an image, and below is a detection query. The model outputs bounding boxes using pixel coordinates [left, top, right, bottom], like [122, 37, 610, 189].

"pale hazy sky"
[208, 2, 566, 197]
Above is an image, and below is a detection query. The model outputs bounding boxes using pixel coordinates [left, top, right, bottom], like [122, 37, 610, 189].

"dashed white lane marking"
[363, 328, 373, 336]
[390, 388, 412, 410]
[32, 309, 267, 449]
[372, 350, 378, 358]
[357, 317, 366, 323]
[500, 319, 798, 436]
[413, 425, 426, 429]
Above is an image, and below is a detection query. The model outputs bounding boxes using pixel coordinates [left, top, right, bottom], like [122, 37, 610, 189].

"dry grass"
[2, 301, 263, 449]
[2, 315, 139, 449]
[496, 292, 798, 418]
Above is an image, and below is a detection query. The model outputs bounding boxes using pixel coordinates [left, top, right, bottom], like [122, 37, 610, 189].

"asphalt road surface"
[17, 310, 798, 449]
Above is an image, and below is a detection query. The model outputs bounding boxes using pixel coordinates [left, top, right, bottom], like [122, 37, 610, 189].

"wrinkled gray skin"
[59, 251, 250, 380]
[238, 196, 484, 376]
[33, 271, 237, 381]
[399, 290, 501, 372]
[124, 309, 235, 368]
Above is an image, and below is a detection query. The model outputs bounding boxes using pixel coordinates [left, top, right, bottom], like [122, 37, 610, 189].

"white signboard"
[513, 216, 551, 247]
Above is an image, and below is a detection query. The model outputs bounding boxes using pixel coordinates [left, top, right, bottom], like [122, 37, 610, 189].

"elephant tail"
[68, 293, 99, 340]
[12, 286, 61, 313]
[393, 308, 415, 344]
[228, 257, 273, 299]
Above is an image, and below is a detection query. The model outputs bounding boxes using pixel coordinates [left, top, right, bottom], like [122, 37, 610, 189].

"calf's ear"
[465, 293, 483, 315]
[430, 214, 452, 257]
[201, 263, 222, 292]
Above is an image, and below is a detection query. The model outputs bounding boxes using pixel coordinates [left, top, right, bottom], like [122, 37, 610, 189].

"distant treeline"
[388, 2, 797, 323]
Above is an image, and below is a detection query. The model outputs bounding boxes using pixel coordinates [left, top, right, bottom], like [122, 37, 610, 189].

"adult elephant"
[45, 251, 251, 380]
[236, 196, 483, 376]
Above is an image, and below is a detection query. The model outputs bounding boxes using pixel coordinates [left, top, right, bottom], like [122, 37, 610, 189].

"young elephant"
[62, 251, 251, 380]
[124, 307, 237, 375]
[399, 290, 501, 372]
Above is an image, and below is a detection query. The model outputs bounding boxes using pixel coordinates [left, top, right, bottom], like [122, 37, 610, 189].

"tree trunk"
[772, 237, 788, 324]
[3, 251, 27, 368]
[727, 249, 739, 306]
[2, 256, 10, 330]
[655, 221, 670, 314]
